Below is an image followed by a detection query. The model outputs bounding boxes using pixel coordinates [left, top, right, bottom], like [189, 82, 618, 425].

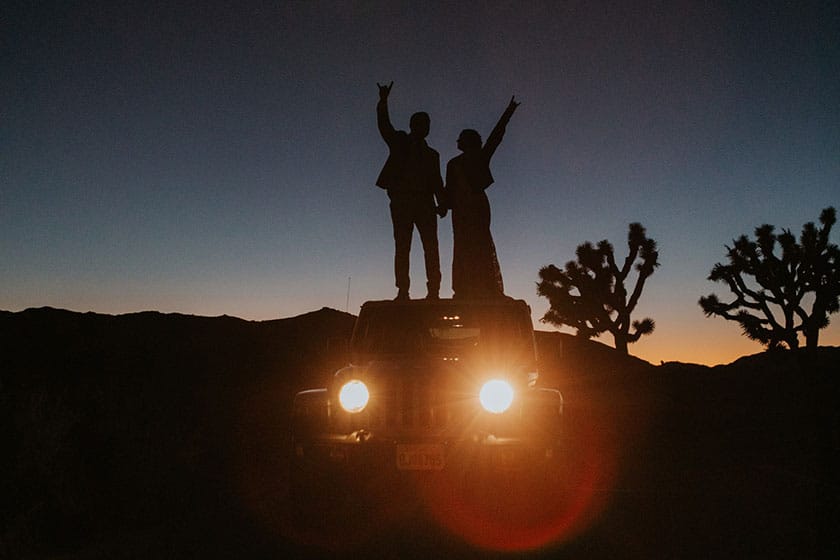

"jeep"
[289, 297, 563, 501]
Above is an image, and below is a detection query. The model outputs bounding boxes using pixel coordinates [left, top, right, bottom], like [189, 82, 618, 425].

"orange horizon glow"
[3, 299, 837, 367]
[540, 318, 840, 367]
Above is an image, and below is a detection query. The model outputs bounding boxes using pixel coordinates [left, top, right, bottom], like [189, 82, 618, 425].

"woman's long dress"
[446, 153, 504, 299]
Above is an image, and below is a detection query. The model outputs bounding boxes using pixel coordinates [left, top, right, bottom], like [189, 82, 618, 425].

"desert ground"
[2, 307, 838, 558]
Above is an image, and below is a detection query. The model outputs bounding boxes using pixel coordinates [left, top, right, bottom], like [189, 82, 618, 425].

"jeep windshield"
[350, 302, 535, 365]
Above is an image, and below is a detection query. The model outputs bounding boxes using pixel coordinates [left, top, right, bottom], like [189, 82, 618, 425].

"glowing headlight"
[338, 380, 370, 413]
[479, 379, 515, 414]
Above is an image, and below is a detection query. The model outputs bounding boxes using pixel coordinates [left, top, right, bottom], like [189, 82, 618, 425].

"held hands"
[377, 81, 393, 101]
[436, 190, 450, 218]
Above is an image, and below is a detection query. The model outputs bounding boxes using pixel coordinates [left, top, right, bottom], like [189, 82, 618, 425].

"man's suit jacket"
[376, 101, 443, 200]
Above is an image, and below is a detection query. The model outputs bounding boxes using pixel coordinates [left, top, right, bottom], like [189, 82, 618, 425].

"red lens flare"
[418, 419, 618, 552]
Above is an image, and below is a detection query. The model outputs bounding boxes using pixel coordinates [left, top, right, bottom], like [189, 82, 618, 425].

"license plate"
[396, 444, 445, 471]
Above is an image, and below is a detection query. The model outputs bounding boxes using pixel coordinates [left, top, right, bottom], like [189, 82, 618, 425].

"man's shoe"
[395, 289, 409, 301]
[425, 290, 440, 300]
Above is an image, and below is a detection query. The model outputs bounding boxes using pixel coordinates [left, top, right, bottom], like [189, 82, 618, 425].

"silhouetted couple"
[376, 82, 519, 300]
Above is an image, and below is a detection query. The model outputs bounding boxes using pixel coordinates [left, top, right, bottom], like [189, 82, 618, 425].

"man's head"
[409, 112, 430, 138]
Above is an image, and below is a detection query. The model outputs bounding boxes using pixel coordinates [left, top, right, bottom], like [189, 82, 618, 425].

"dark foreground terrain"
[2, 307, 839, 558]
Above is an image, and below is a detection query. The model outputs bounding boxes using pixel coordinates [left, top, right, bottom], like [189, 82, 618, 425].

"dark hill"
[1, 308, 838, 558]
[0, 307, 355, 558]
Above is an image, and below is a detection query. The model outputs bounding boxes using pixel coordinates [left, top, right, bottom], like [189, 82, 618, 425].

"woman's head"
[457, 129, 482, 153]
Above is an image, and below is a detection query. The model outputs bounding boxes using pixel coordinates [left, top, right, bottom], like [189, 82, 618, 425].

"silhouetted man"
[376, 81, 447, 300]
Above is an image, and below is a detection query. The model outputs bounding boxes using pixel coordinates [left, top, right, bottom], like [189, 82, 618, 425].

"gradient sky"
[3, 1, 838, 365]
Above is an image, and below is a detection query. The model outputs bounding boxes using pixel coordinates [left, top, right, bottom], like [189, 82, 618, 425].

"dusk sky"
[3, 1, 838, 365]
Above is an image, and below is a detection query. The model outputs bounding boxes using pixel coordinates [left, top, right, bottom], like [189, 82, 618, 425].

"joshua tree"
[537, 223, 659, 355]
[699, 207, 839, 349]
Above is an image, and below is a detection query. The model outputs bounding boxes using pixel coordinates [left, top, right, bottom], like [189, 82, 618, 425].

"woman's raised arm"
[483, 96, 520, 159]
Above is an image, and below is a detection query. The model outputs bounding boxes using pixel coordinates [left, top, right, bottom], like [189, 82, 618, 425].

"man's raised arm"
[376, 81, 396, 144]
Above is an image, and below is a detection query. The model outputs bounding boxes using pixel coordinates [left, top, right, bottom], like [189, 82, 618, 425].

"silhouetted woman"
[445, 96, 519, 299]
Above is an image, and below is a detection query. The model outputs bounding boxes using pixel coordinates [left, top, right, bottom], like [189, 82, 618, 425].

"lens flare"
[479, 379, 515, 413]
[338, 380, 370, 413]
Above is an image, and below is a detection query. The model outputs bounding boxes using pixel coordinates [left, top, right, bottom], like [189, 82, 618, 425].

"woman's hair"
[458, 129, 482, 152]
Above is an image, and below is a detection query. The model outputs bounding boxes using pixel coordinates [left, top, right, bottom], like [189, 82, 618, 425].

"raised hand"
[377, 81, 393, 101]
[507, 95, 520, 112]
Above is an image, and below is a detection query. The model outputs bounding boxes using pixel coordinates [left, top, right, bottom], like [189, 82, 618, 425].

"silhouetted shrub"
[537, 223, 659, 354]
[700, 207, 839, 349]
